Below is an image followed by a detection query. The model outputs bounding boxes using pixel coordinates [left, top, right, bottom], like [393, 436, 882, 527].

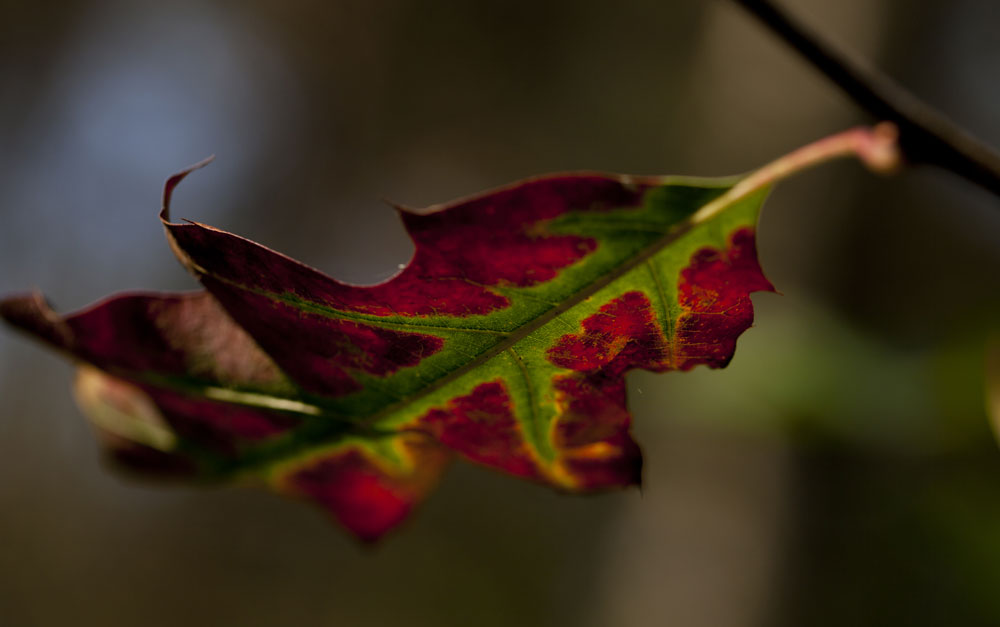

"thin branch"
[732, 0, 1000, 197]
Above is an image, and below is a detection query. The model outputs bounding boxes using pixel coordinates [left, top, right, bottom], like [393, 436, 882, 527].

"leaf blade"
[2, 125, 901, 540]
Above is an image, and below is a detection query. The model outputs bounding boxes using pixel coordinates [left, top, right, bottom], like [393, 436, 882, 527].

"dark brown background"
[1, 0, 998, 625]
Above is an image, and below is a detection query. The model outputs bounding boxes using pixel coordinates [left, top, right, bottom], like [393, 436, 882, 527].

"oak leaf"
[0, 125, 899, 541]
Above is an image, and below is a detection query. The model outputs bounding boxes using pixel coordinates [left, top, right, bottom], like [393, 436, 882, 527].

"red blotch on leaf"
[547, 291, 662, 489]
[415, 380, 541, 479]
[286, 437, 449, 542]
[675, 227, 775, 370]
[548, 291, 668, 375]
[291, 450, 414, 542]
[552, 375, 643, 489]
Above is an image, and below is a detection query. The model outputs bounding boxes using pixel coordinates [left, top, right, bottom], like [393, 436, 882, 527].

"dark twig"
[732, 0, 1000, 197]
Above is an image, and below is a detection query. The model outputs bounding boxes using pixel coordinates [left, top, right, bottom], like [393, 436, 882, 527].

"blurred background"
[1, 0, 998, 625]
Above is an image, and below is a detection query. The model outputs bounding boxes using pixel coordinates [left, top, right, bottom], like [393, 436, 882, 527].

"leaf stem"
[691, 123, 901, 225]
[731, 0, 1000, 197]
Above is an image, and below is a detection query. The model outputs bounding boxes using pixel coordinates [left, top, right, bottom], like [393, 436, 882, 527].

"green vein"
[645, 259, 673, 367]
[485, 284, 560, 307]
[507, 347, 548, 459]
[277, 293, 510, 336]
[195, 269, 511, 336]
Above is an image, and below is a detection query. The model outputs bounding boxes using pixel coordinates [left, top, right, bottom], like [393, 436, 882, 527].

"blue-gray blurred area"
[1, 0, 998, 625]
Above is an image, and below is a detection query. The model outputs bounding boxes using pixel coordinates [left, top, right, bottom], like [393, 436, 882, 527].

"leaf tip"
[379, 196, 420, 215]
[0, 290, 73, 349]
[160, 155, 215, 223]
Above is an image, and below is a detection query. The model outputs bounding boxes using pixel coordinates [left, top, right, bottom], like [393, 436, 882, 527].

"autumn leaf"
[0, 124, 900, 541]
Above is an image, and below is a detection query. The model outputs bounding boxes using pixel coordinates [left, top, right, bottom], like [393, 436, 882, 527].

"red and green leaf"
[0, 125, 900, 541]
